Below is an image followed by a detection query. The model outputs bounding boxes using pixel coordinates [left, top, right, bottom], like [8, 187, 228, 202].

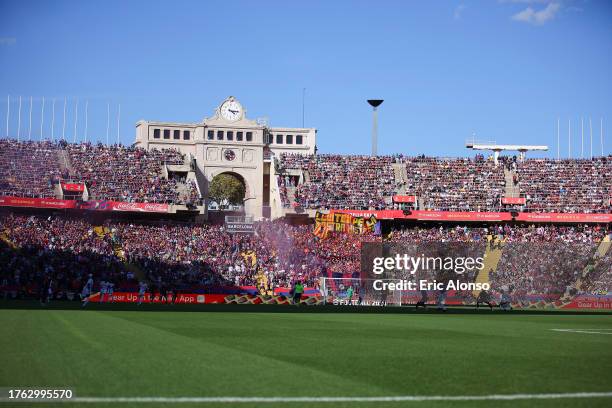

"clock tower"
[197, 96, 267, 219]
[134, 96, 316, 220]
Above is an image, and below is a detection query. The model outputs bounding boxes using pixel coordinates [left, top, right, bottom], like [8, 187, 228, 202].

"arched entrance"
[208, 171, 248, 211]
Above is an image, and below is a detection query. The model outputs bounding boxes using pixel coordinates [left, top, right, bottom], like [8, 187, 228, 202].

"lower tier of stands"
[1, 213, 609, 307]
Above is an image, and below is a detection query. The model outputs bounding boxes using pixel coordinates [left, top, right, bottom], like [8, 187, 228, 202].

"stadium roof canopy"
[465, 139, 548, 163]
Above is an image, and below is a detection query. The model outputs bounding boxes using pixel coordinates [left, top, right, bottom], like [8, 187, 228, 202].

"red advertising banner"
[560, 295, 612, 310]
[91, 291, 612, 309]
[0, 196, 77, 209]
[61, 183, 85, 192]
[91, 292, 227, 304]
[330, 209, 404, 219]
[0, 196, 169, 213]
[91, 292, 322, 305]
[1, 196, 608, 222]
[515, 212, 612, 223]
[109, 202, 169, 213]
[392, 195, 417, 203]
[74, 200, 169, 213]
[501, 197, 526, 205]
[331, 209, 611, 223]
[331, 209, 512, 222]
[408, 210, 513, 222]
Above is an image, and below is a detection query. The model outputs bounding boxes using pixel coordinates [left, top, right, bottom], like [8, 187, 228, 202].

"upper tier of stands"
[0, 140, 62, 198]
[516, 158, 611, 214]
[279, 154, 398, 210]
[0, 140, 199, 205]
[66, 143, 193, 204]
[404, 156, 505, 212]
[0, 140, 609, 212]
[278, 153, 610, 213]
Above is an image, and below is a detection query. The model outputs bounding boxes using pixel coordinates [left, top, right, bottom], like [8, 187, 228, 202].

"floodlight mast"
[367, 99, 383, 156]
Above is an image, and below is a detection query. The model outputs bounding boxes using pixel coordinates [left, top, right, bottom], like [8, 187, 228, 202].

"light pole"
[367, 99, 383, 156]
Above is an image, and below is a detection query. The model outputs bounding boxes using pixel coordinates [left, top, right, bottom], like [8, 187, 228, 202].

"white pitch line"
[551, 329, 612, 335]
[3, 392, 612, 403]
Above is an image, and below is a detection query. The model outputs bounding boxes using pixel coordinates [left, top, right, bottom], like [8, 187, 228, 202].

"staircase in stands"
[504, 168, 520, 198]
[560, 235, 611, 302]
[472, 235, 505, 297]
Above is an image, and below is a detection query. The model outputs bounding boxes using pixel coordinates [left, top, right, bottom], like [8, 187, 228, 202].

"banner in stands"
[0, 196, 77, 209]
[560, 294, 612, 310]
[392, 195, 417, 203]
[408, 210, 513, 222]
[0, 196, 169, 213]
[90, 292, 322, 305]
[85, 291, 612, 309]
[109, 202, 169, 213]
[226, 222, 255, 234]
[331, 209, 512, 221]
[331, 209, 611, 223]
[329, 209, 403, 219]
[1, 195, 609, 222]
[501, 197, 526, 205]
[515, 212, 612, 223]
[90, 292, 226, 304]
[61, 182, 85, 192]
[315, 211, 378, 236]
[75, 200, 169, 213]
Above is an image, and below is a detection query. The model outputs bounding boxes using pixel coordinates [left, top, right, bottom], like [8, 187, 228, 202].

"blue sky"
[0, 0, 610, 157]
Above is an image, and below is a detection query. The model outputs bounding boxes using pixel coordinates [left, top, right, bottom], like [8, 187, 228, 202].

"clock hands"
[228, 109, 239, 115]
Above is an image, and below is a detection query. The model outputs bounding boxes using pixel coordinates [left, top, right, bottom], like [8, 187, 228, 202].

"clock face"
[220, 100, 242, 121]
[224, 149, 236, 161]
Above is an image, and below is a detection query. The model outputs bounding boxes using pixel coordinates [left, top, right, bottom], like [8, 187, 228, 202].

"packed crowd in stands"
[278, 154, 398, 210]
[403, 155, 505, 212]
[580, 249, 612, 294]
[493, 242, 594, 302]
[276, 154, 514, 212]
[0, 214, 128, 299]
[67, 143, 199, 204]
[1, 212, 609, 303]
[0, 139, 610, 305]
[516, 158, 611, 213]
[1, 139, 610, 213]
[0, 140, 62, 198]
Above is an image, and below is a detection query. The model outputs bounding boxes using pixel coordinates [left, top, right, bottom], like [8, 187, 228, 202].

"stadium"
[1, 1, 611, 407]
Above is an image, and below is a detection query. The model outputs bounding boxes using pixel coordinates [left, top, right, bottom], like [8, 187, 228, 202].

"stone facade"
[134, 96, 316, 219]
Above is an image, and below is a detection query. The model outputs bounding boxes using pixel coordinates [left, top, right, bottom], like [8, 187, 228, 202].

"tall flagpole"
[556, 117, 560, 160]
[5, 95, 8, 138]
[589, 117, 593, 159]
[40, 97, 45, 140]
[17, 96, 21, 141]
[106, 103, 110, 145]
[567, 118, 571, 158]
[28, 96, 33, 140]
[302, 88, 305, 128]
[62, 97, 67, 140]
[51, 99, 55, 141]
[601, 118, 604, 157]
[73, 99, 78, 143]
[581, 117, 584, 158]
[116, 103, 121, 145]
[84, 100, 88, 143]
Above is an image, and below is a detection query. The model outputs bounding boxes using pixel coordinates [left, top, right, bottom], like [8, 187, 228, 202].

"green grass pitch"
[1, 303, 611, 408]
